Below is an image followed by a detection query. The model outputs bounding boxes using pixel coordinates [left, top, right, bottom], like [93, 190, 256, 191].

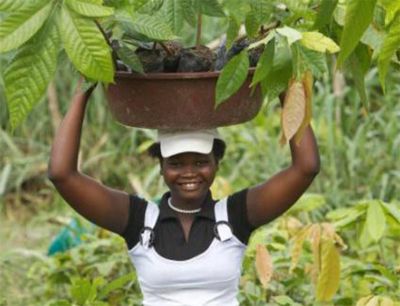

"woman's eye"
[196, 160, 209, 166]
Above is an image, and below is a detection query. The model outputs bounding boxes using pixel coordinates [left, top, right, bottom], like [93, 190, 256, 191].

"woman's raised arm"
[246, 125, 320, 227]
[48, 81, 129, 234]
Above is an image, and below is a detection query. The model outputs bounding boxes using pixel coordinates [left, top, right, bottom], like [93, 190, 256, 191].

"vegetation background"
[1, 1, 400, 306]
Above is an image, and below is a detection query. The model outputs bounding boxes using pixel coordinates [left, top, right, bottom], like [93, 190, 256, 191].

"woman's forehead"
[166, 152, 213, 160]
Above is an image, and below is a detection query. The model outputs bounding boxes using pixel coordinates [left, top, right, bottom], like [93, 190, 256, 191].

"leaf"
[380, 201, 400, 224]
[356, 296, 374, 306]
[301, 32, 340, 53]
[181, 0, 196, 26]
[277, 26, 303, 46]
[249, 0, 271, 25]
[380, 297, 395, 306]
[281, 79, 306, 144]
[378, 13, 400, 92]
[0, 0, 34, 12]
[194, 0, 225, 17]
[226, 17, 240, 50]
[313, 0, 338, 30]
[98, 272, 135, 299]
[359, 219, 373, 248]
[337, 0, 377, 66]
[316, 239, 341, 301]
[60, 6, 114, 83]
[293, 70, 313, 144]
[261, 42, 292, 101]
[251, 37, 275, 87]
[365, 296, 380, 306]
[379, 0, 400, 25]
[348, 43, 371, 106]
[215, 50, 249, 105]
[0, 1, 53, 52]
[290, 225, 311, 273]
[4, 19, 60, 129]
[164, 0, 184, 34]
[66, 0, 114, 17]
[138, 0, 164, 14]
[294, 45, 327, 78]
[309, 224, 321, 285]
[255, 244, 273, 288]
[366, 200, 387, 241]
[116, 44, 144, 73]
[130, 13, 176, 40]
[245, 10, 259, 38]
[70, 278, 92, 304]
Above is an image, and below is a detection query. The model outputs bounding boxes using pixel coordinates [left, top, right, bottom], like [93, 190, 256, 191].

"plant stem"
[196, 13, 202, 49]
[158, 42, 173, 56]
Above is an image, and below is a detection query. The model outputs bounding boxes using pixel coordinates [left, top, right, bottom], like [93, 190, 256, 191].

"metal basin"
[106, 70, 262, 129]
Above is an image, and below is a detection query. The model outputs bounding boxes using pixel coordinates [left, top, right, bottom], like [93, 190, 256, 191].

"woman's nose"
[181, 164, 196, 176]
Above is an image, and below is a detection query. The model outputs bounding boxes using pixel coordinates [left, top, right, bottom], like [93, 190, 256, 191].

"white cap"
[158, 129, 221, 158]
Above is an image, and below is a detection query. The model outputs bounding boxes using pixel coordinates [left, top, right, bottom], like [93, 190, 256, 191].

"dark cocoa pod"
[177, 45, 214, 72]
[135, 47, 164, 73]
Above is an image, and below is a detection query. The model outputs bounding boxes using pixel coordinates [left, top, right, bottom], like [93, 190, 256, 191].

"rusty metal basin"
[106, 70, 262, 129]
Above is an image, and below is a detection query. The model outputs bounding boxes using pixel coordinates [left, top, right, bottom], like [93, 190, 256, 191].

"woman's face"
[161, 152, 218, 203]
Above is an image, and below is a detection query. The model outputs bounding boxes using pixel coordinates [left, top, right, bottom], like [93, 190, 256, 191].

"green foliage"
[60, 6, 114, 83]
[215, 50, 249, 105]
[4, 19, 60, 130]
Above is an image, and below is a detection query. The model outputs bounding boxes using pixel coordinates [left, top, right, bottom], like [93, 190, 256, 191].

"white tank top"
[127, 197, 247, 306]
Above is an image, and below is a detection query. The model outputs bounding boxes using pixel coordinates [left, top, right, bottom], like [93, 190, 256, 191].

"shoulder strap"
[140, 201, 159, 248]
[214, 197, 233, 241]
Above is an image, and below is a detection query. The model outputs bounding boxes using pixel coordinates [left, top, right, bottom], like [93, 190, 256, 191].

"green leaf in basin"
[164, 0, 184, 34]
[60, 5, 114, 83]
[216, 50, 249, 106]
[300, 31, 340, 53]
[116, 44, 144, 74]
[131, 13, 177, 41]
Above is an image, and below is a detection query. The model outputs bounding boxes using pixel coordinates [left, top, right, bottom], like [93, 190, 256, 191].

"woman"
[48, 81, 320, 305]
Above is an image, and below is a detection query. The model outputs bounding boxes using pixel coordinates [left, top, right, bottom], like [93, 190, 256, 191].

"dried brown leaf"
[255, 244, 273, 288]
[281, 78, 306, 143]
[294, 71, 313, 144]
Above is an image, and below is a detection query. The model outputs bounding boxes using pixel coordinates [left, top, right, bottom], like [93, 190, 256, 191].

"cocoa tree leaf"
[0, 0, 34, 12]
[138, 0, 164, 14]
[60, 6, 114, 82]
[378, 12, 400, 92]
[226, 17, 240, 50]
[66, 0, 114, 17]
[359, 219, 373, 248]
[194, 0, 225, 17]
[251, 37, 275, 88]
[277, 26, 302, 46]
[164, 0, 184, 34]
[366, 200, 386, 242]
[356, 296, 374, 306]
[215, 50, 249, 105]
[0, 0, 53, 52]
[261, 41, 292, 101]
[294, 71, 313, 144]
[4, 18, 60, 130]
[116, 44, 144, 74]
[348, 43, 371, 107]
[281, 79, 306, 144]
[255, 244, 273, 288]
[130, 13, 177, 40]
[337, 0, 377, 67]
[316, 238, 341, 301]
[379, 0, 400, 25]
[181, 0, 196, 26]
[313, 0, 338, 30]
[309, 224, 321, 285]
[245, 10, 259, 38]
[300, 31, 340, 53]
[249, 0, 271, 25]
[290, 225, 311, 273]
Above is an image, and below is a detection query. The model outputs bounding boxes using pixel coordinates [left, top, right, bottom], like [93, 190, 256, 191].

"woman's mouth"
[179, 182, 201, 191]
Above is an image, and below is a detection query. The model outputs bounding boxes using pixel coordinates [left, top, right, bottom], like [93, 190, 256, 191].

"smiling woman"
[48, 81, 320, 306]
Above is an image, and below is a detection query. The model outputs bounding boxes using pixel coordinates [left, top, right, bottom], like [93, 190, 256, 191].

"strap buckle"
[213, 221, 233, 241]
[140, 226, 155, 248]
